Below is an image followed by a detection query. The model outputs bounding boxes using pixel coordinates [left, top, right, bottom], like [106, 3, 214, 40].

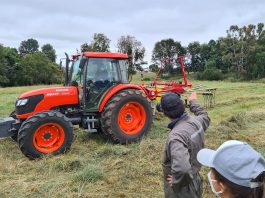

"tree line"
[0, 34, 146, 87]
[151, 23, 265, 80]
[85, 23, 265, 80]
[1, 22, 265, 87]
[0, 39, 61, 87]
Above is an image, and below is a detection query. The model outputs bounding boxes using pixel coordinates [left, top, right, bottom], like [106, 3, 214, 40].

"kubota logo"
[46, 93, 59, 96]
[55, 89, 69, 92]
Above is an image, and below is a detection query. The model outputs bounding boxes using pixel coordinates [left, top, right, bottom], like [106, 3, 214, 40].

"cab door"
[84, 58, 120, 112]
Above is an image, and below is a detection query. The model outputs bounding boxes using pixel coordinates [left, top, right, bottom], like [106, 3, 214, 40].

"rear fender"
[99, 84, 149, 112]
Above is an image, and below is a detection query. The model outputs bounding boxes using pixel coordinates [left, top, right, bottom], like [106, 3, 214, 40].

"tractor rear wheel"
[18, 111, 73, 159]
[100, 89, 152, 143]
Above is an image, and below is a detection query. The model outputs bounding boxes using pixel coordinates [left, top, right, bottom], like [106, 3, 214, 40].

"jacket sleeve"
[189, 99, 211, 130]
[169, 136, 193, 191]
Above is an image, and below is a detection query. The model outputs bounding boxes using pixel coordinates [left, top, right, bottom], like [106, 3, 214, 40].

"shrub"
[197, 68, 223, 81]
[223, 72, 243, 82]
[143, 77, 151, 81]
[161, 73, 170, 79]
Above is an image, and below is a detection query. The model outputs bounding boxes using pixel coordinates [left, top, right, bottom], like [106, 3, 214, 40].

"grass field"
[1, 74, 265, 198]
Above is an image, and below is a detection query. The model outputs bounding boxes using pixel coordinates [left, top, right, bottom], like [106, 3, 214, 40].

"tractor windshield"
[86, 58, 119, 82]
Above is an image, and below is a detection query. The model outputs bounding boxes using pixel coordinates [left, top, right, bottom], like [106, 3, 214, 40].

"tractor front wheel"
[100, 89, 152, 143]
[18, 111, 73, 159]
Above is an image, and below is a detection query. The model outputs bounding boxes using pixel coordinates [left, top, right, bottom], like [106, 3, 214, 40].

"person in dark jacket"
[159, 92, 210, 198]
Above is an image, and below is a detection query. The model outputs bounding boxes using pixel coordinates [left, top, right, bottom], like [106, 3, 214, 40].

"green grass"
[1, 76, 265, 197]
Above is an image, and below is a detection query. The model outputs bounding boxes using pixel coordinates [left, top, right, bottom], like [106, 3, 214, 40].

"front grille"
[16, 94, 44, 115]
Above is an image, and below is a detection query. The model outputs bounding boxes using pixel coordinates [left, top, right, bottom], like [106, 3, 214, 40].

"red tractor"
[0, 52, 193, 159]
[0, 52, 156, 159]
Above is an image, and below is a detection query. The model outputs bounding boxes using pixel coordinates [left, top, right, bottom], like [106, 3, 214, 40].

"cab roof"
[83, 52, 128, 59]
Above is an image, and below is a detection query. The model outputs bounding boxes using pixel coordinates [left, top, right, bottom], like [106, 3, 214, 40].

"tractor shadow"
[74, 128, 111, 144]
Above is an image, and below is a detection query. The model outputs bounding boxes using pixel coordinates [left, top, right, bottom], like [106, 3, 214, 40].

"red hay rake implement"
[142, 56, 216, 109]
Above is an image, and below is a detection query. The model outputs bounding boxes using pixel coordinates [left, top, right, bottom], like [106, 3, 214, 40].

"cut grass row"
[0, 77, 265, 197]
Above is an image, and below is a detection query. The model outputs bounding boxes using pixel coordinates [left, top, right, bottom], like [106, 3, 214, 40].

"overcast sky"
[1, 0, 265, 64]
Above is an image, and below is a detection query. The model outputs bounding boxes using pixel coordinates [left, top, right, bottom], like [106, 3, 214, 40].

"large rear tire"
[100, 89, 152, 143]
[18, 111, 73, 160]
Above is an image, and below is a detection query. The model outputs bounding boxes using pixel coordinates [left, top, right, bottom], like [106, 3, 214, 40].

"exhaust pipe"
[64, 52, 70, 86]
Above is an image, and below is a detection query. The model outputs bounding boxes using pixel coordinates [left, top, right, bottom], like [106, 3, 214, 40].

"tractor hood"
[19, 86, 78, 99]
[16, 87, 79, 119]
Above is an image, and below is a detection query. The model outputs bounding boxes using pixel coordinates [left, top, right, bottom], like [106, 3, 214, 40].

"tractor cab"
[68, 52, 129, 111]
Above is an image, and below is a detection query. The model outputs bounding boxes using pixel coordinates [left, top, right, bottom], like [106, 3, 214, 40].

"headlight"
[16, 98, 29, 106]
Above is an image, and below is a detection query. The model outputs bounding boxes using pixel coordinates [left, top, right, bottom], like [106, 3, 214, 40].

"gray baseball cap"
[197, 140, 265, 188]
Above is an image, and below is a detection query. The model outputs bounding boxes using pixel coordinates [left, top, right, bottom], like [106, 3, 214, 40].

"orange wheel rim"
[118, 102, 146, 135]
[33, 123, 65, 153]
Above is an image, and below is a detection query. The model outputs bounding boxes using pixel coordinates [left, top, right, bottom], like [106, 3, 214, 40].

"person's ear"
[219, 181, 226, 192]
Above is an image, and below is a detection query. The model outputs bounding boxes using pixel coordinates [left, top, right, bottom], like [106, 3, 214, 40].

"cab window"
[119, 60, 128, 83]
[70, 57, 83, 86]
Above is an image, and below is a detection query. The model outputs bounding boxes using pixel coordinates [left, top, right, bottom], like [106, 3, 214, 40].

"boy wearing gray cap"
[197, 140, 265, 198]
[158, 92, 210, 198]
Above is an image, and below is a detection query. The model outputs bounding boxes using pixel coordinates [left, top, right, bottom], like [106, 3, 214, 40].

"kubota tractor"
[0, 52, 156, 159]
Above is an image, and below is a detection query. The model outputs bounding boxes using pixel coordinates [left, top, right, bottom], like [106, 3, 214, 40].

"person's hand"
[167, 175, 173, 187]
[187, 92, 197, 102]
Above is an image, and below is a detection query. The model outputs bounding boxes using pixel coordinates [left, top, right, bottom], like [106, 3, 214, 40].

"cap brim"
[197, 148, 216, 167]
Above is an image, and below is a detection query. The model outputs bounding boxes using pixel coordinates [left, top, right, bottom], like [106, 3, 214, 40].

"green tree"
[152, 38, 186, 73]
[81, 33, 110, 52]
[3, 47, 21, 86]
[149, 64, 159, 72]
[224, 24, 258, 72]
[206, 22, 265, 79]
[0, 45, 9, 85]
[247, 27, 265, 79]
[257, 23, 264, 37]
[18, 38, 39, 56]
[81, 43, 92, 52]
[200, 43, 210, 68]
[117, 35, 145, 76]
[41, 44, 56, 62]
[209, 39, 223, 70]
[18, 52, 62, 85]
[187, 42, 201, 71]
[219, 37, 233, 72]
